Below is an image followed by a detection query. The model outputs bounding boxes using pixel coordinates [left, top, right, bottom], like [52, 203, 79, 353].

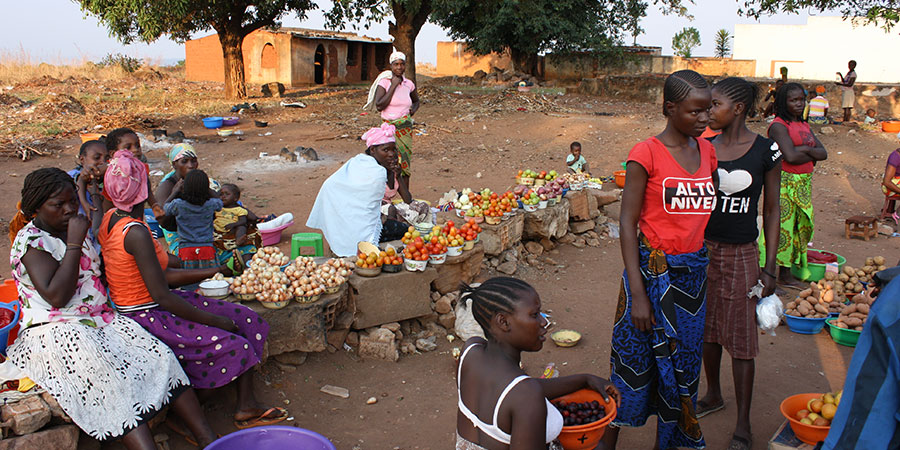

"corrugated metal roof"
[270, 27, 392, 43]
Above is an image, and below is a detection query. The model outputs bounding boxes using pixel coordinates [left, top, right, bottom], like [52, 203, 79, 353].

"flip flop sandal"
[726, 434, 752, 450]
[695, 400, 725, 418]
[233, 407, 289, 430]
[166, 420, 199, 447]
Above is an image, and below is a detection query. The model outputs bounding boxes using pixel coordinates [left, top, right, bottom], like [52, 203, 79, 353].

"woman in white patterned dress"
[7, 168, 216, 449]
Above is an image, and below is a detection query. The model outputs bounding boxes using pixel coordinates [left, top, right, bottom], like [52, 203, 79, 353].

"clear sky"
[1, 0, 830, 66]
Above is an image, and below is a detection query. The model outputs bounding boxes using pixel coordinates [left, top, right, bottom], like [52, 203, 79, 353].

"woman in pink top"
[375, 51, 420, 191]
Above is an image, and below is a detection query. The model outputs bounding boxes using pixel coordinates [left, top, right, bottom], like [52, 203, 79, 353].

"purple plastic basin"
[207, 426, 335, 450]
[222, 116, 240, 126]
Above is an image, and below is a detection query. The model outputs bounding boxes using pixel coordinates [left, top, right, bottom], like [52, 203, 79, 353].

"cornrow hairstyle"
[460, 277, 536, 339]
[9, 168, 76, 243]
[712, 77, 760, 119]
[221, 183, 241, 197]
[105, 127, 137, 152]
[775, 82, 805, 123]
[662, 70, 709, 116]
[181, 169, 211, 206]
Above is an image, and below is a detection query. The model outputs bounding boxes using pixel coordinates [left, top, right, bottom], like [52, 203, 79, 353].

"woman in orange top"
[98, 150, 288, 435]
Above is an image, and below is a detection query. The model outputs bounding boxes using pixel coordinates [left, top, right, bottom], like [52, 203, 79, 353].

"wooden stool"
[845, 216, 877, 241]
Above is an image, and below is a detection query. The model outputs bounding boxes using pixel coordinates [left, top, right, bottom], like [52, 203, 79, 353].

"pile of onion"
[232, 259, 290, 302]
[314, 258, 352, 288]
[253, 247, 290, 267]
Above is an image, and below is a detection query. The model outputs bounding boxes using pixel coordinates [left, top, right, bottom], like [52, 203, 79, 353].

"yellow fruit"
[808, 399, 824, 413]
[823, 393, 835, 404]
[807, 412, 821, 422]
[835, 390, 842, 407]
[821, 403, 837, 420]
[800, 418, 813, 425]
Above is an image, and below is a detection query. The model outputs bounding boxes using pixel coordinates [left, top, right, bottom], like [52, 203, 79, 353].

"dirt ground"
[1, 80, 899, 450]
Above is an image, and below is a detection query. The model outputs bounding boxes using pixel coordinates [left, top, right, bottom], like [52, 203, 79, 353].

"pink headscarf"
[361, 123, 396, 148]
[104, 150, 148, 211]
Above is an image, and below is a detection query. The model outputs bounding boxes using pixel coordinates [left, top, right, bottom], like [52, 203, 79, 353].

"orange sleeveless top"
[98, 210, 168, 309]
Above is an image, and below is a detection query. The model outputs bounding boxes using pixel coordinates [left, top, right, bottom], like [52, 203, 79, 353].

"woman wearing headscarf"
[307, 123, 423, 257]
[363, 51, 420, 192]
[99, 150, 288, 433]
[7, 167, 217, 448]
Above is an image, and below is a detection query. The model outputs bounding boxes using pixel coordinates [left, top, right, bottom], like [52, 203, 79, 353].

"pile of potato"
[833, 291, 874, 331]
[837, 256, 887, 292]
[785, 281, 842, 318]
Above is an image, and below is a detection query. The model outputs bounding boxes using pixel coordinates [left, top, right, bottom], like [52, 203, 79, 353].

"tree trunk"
[509, 48, 539, 77]
[389, 0, 431, 84]
[218, 30, 247, 100]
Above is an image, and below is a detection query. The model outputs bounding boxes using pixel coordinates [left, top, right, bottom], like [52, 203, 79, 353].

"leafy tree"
[672, 26, 701, 57]
[739, 0, 899, 31]
[325, 0, 431, 84]
[714, 28, 731, 58]
[77, 0, 315, 99]
[625, 0, 649, 46]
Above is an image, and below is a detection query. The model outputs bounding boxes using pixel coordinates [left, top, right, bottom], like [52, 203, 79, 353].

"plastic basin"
[552, 389, 617, 450]
[143, 208, 163, 239]
[883, 121, 900, 133]
[207, 426, 335, 450]
[780, 393, 830, 445]
[202, 117, 224, 129]
[614, 170, 626, 188]
[222, 116, 240, 126]
[791, 250, 846, 282]
[827, 319, 861, 347]
[783, 313, 827, 334]
[260, 221, 294, 247]
[80, 132, 104, 143]
[0, 280, 20, 352]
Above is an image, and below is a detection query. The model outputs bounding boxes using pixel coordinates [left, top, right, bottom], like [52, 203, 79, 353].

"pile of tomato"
[403, 237, 430, 261]
[459, 219, 482, 241]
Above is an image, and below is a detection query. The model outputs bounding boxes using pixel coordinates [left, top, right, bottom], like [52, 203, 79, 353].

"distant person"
[604, 70, 717, 450]
[163, 169, 222, 270]
[807, 85, 830, 125]
[860, 108, 879, 132]
[763, 79, 784, 119]
[765, 82, 827, 288]
[836, 60, 857, 122]
[566, 141, 590, 174]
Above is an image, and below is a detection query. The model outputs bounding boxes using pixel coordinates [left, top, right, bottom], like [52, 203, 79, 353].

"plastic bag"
[756, 294, 784, 336]
[454, 293, 485, 341]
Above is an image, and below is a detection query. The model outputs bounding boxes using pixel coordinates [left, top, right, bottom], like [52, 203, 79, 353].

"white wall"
[734, 16, 900, 83]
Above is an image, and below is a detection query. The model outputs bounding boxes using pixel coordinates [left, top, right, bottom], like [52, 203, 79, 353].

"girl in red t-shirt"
[605, 70, 717, 450]
[765, 83, 827, 287]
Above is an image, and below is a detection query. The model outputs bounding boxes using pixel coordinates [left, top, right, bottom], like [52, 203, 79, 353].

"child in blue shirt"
[164, 169, 223, 269]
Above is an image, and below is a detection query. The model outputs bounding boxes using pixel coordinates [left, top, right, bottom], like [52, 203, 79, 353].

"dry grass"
[0, 49, 137, 85]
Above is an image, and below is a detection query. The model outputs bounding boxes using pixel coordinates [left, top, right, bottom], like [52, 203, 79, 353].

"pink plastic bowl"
[260, 221, 294, 246]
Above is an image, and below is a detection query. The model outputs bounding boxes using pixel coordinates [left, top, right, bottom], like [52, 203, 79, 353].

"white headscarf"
[363, 51, 407, 110]
[389, 51, 406, 64]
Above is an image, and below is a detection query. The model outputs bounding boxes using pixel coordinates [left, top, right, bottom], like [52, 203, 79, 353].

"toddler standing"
[164, 169, 222, 269]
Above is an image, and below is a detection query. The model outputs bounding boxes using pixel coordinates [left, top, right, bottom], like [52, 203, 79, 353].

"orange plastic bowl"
[613, 170, 626, 189]
[883, 121, 900, 133]
[780, 393, 830, 445]
[552, 389, 617, 450]
[80, 132, 104, 143]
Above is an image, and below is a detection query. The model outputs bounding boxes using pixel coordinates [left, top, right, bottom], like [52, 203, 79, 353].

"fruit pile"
[794, 391, 842, 427]
[520, 189, 540, 207]
[786, 281, 845, 317]
[355, 250, 385, 269]
[403, 237, 430, 261]
[441, 221, 465, 248]
[517, 169, 558, 182]
[382, 246, 404, 266]
[517, 169, 539, 180]
[833, 290, 875, 331]
[459, 220, 482, 242]
[838, 256, 887, 295]
[552, 400, 606, 427]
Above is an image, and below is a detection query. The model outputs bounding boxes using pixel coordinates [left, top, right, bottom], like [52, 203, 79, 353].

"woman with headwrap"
[155, 144, 200, 253]
[363, 51, 420, 193]
[99, 150, 288, 433]
[307, 123, 425, 257]
[7, 167, 217, 448]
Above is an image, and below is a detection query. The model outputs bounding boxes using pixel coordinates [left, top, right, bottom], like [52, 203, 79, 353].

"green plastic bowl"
[791, 250, 846, 282]
[827, 319, 861, 347]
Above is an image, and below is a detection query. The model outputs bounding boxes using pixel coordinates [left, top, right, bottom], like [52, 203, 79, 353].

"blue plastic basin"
[783, 313, 827, 335]
[202, 117, 224, 129]
[207, 426, 335, 450]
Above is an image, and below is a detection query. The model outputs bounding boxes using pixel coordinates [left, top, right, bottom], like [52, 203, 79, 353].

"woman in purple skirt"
[98, 150, 288, 436]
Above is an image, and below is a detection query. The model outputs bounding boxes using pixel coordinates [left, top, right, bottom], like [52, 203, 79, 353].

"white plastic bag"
[756, 294, 784, 336]
[454, 292, 485, 341]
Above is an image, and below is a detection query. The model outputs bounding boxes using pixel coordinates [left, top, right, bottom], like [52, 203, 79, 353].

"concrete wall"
[734, 16, 900, 83]
[186, 30, 391, 87]
[435, 42, 511, 76]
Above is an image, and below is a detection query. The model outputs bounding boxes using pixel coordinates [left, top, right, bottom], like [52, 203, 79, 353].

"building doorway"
[314, 44, 325, 84]
[360, 44, 369, 81]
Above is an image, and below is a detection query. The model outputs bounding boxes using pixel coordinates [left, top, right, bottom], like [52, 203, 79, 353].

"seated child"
[861, 108, 879, 132]
[808, 85, 830, 125]
[214, 183, 262, 271]
[164, 169, 223, 269]
[566, 141, 590, 174]
[105, 128, 163, 217]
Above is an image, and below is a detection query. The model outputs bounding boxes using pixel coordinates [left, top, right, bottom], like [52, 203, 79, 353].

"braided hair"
[712, 77, 760, 118]
[775, 82, 805, 123]
[105, 127, 137, 152]
[663, 70, 710, 116]
[460, 277, 536, 339]
[181, 169, 211, 206]
[8, 168, 76, 244]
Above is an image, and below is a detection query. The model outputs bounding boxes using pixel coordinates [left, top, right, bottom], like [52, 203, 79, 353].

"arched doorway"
[260, 43, 276, 69]
[314, 44, 325, 84]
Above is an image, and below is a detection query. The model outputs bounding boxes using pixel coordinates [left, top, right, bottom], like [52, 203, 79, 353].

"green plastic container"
[827, 319, 861, 347]
[791, 250, 846, 282]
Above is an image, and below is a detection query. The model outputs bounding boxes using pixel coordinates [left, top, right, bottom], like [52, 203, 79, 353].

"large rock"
[592, 190, 621, 208]
[523, 200, 570, 240]
[567, 190, 598, 221]
[274, 351, 307, 366]
[244, 286, 351, 355]
[1, 396, 51, 436]
[349, 268, 438, 329]
[0, 425, 78, 450]
[431, 243, 484, 295]
[473, 70, 487, 81]
[497, 261, 517, 275]
[438, 310, 456, 330]
[39, 392, 70, 423]
[524, 241, 544, 256]
[480, 212, 525, 256]
[434, 296, 453, 314]
[261, 82, 285, 98]
[358, 328, 398, 362]
[569, 219, 596, 234]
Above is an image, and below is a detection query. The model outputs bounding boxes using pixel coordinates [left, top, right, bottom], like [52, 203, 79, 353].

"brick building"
[185, 28, 393, 87]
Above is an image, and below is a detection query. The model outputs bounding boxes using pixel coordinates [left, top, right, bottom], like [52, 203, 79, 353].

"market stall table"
[348, 267, 438, 329]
